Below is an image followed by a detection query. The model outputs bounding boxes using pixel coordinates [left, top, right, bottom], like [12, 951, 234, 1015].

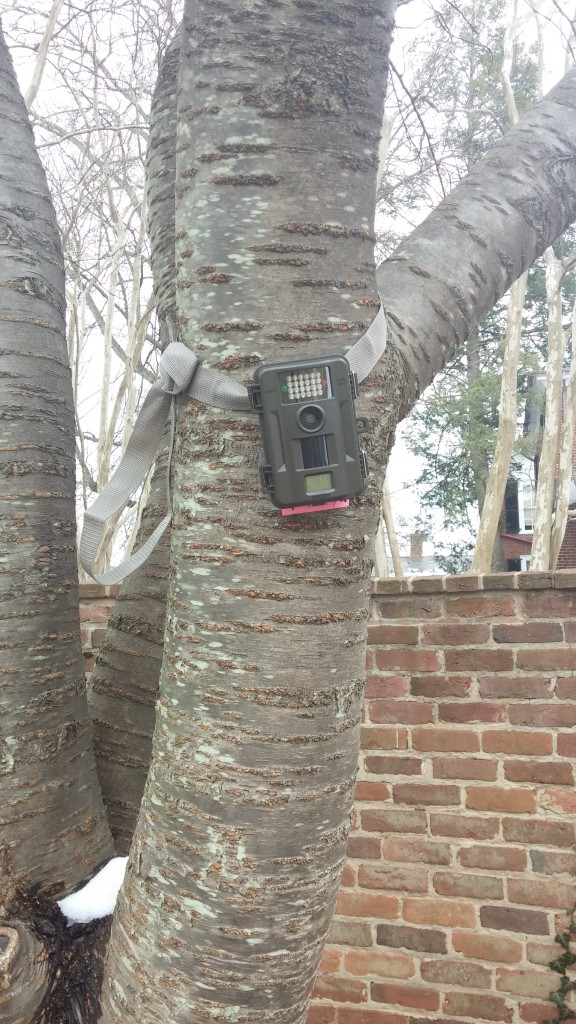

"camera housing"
[249, 354, 367, 511]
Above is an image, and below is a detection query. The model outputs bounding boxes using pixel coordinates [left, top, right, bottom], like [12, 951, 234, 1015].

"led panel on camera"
[249, 354, 367, 511]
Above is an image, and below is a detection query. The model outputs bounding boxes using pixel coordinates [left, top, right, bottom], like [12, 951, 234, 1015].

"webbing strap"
[79, 308, 387, 583]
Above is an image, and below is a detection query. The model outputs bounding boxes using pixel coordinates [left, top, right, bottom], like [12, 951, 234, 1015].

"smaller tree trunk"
[551, 290, 576, 567]
[0, 922, 48, 1024]
[530, 247, 565, 570]
[471, 273, 528, 572]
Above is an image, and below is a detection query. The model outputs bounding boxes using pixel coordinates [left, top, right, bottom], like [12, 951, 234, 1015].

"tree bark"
[99, 2, 396, 1021]
[0, 23, 113, 900]
[471, 273, 528, 573]
[88, 38, 180, 853]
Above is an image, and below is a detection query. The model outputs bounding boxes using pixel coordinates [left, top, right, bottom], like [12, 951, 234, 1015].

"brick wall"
[80, 574, 576, 1024]
[80, 583, 120, 674]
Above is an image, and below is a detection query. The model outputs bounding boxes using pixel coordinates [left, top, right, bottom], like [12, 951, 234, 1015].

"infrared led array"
[286, 369, 323, 401]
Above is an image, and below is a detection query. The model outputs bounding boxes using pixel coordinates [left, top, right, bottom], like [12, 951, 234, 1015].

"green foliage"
[548, 913, 576, 1023]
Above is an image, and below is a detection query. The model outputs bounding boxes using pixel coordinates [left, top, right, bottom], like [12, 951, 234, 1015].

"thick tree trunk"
[99, 2, 396, 1021]
[88, 39, 179, 852]
[0, 24, 112, 898]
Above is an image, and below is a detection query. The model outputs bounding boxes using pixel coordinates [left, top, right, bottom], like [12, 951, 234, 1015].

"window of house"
[518, 482, 536, 532]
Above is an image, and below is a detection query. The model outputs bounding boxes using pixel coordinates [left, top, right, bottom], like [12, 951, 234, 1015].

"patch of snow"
[57, 856, 128, 925]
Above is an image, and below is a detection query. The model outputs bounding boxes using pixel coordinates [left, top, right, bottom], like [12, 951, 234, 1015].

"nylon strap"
[80, 308, 387, 583]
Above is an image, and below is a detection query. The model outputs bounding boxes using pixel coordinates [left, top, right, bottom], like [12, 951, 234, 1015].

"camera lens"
[297, 404, 325, 432]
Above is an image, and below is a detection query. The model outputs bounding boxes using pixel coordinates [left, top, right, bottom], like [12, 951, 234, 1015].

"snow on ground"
[57, 856, 128, 925]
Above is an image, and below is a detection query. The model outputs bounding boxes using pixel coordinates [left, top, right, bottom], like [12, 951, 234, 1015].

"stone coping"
[78, 570, 576, 603]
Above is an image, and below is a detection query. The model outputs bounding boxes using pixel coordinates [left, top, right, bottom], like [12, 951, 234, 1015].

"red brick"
[452, 931, 522, 964]
[376, 924, 447, 954]
[358, 864, 428, 894]
[340, 863, 355, 887]
[369, 701, 434, 725]
[328, 920, 372, 947]
[443, 991, 513, 1022]
[430, 812, 499, 840]
[368, 624, 419, 645]
[519, 1001, 558, 1023]
[364, 756, 423, 777]
[306, 1007, 335, 1024]
[439, 702, 507, 723]
[433, 871, 503, 900]
[344, 950, 415, 980]
[479, 675, 553, 699]
[529, 848, 576, 876]
[393, 783, 461, 807]
[307, 1007, 335, 1024]
[555, 677, 576, 699]
[422, 624, 490, 645]
[410, 675, 472, 698]
[361, 727, 408, 750]
[337, 1011, 407, 1024]
[445, 594, 516, 617]
[458, 845, 527, 872]
[504, 760, 573, 785]
[525, 940, 561, 966]
[410, 576, 445, 593]
[433, 757, 497, 781]
[444, 574, 482, 591]
[557, 731, 576, 756]
[312, 976, 367, 1003]
[509, 703, 576, 727]
[479, 905, 549, 935]
[335, 893, 400, 919]
[365, 675, 408, 699]
[507, 877, 576, 909]
[319, 947, 342, 974]
[466, 786, 536, 813]
[492, 622, 563, 643]
[421, 958, 492, 988]
[503, 817, 576, 846]
[540, 787, 576, 814]
[517, 650, 576, 672]
[403, 898, 476, 928]
[522, 591, 576, 618]
[565, 619, 576, 642]
[412, 728, 480, 752]
[371, 982, 440, 1011]
[346, 836, 382, 860]
[354, 781, 392, 801]
[374, 650, 442, 673]
[482, 730, 553, 755]
[361, 808, 427, 834]
[445, 648, 514, 671]
[382, 837, 451, 866]
[496, 967, 557, 999]
[372, 596, 443, 620]
[79, 603, 113, 622]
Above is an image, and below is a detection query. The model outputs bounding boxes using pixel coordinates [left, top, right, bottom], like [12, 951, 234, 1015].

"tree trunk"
[471, 273, 528, 573]
[530, 247, 565, 570]
[88, 38, 179, 853]
[99, 2, 395, 1021]
[0, 23, 113, 900]
[98, 24, 576, 1023]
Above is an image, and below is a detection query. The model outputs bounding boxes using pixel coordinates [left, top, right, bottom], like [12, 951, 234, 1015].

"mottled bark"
[377, 68, 576, 410]
[88, 39, 179, 853]
[99, 2, 397, 1022]
[0, 24, 112, 898]
[0, 922, 48, 1024]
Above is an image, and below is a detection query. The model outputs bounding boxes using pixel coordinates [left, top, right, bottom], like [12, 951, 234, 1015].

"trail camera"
[248, 355, 368, 515]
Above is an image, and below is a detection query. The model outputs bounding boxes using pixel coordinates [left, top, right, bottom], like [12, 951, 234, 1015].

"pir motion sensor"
[79, 308, 387, 585]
